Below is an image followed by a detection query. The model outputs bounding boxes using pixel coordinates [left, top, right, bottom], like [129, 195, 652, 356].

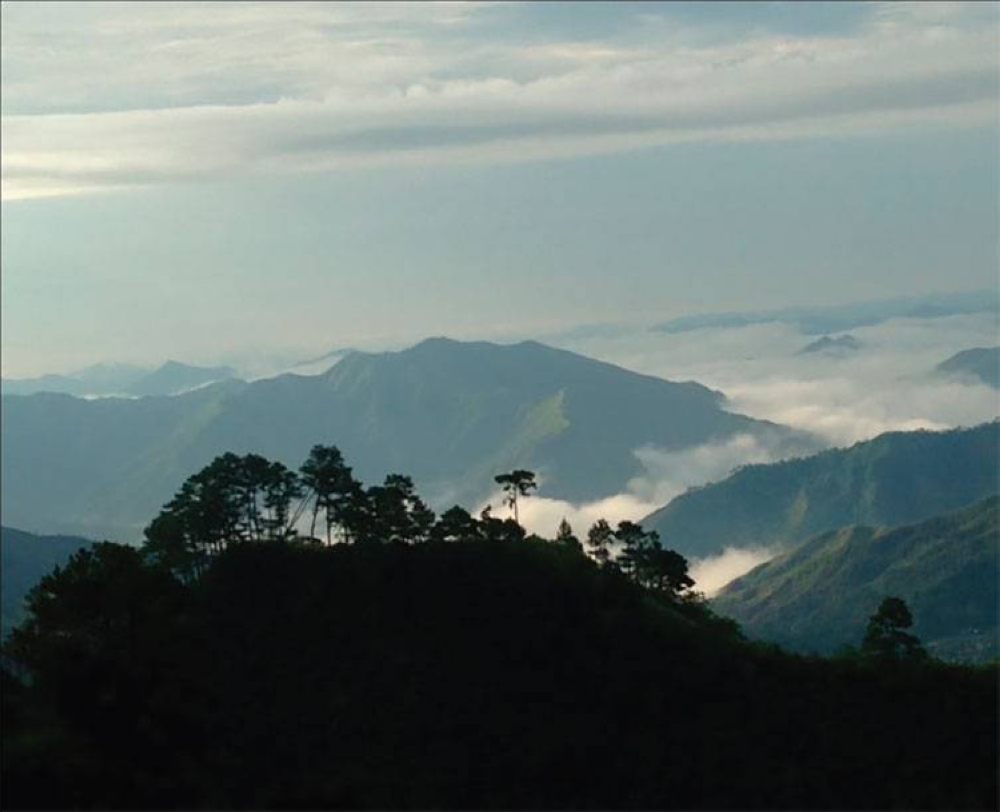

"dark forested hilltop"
[2, 446, 998, 810]
[4, 538, 997, 810]
[1, 337, 810, 541]
[643, 421, 1000, 559]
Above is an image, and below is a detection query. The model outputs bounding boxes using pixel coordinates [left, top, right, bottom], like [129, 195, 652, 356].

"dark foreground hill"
[713, 497, 1000, 662]
[1, 338, 808, 541]
[1, 527, 94, 639]
[643, 422, 1000, 560]
[3, 540, 996, 810]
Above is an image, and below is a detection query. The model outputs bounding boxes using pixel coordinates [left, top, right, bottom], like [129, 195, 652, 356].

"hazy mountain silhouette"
[643, 422, 1000, 560]
[1, 338, 809, 541]
[653, 290, 997, 336]
[935, 346, 1000, 389]
[2, 361, 238, 397]
[123, 361, 238, 396]
[2, 362, 146, 396]
[712, 497, 999, 662]
[796, 334, 861, 356]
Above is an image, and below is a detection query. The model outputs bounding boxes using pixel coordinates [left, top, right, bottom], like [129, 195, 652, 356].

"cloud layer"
[3, 2, 998, 199]
[500, 308, 999, 593]
[477, 432, 804, 542]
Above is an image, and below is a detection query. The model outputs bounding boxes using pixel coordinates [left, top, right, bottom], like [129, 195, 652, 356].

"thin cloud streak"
[3, 2, 997, 199]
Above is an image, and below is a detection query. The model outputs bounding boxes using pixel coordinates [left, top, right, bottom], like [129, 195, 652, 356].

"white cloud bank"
[477, 432, 799, 539]
[3, 2, 998, 199]
[490, 309, 998, 594]
[689, 546, 776, 598]
[559, 311, 1000, 447]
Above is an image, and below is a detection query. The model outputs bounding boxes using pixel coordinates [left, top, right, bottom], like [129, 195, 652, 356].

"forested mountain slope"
[712, 497, 1000, 661]
[643, 422, 999, 559]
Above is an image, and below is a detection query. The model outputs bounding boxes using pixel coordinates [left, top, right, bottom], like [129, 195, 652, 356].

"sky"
[2, 1, 999, 376]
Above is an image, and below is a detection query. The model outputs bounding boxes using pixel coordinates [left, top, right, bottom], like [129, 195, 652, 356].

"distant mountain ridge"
[653, 290, 998, 336]
[1, 338, 811, 541]
[797, 334, 861, 356]
[2, 361, 239, 397]
[712, 497, 1000, 662]
[642, 422, 1000, 560]
[935, 347, 1000, 389]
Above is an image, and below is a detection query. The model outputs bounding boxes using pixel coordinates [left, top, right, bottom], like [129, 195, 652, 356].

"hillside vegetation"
[712, 497, 1000, 661]
[1, 527, 94, 638]
[643, 422, 999, 559]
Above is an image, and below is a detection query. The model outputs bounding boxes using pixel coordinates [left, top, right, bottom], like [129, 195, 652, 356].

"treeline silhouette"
[2, 447, 997, 810]
[142, 446, 699, 603]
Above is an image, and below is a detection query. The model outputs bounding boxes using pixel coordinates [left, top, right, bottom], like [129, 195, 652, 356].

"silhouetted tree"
[642, 547, 695, 600]
[299, 445, 358, 544]
[261, 461, 303, 540]
[615, 520, 655, 581]
[862, 597, 927, 661]
[142, 453, 248, 577]
[362, 474, 436, 544]
[555, 518, 582, 552]
[494, 469, 537, 525]
[7, 542, 183, 739]
[480, 505, 526, 542]
[432, 506, 481, 543]
[586, 519, 614, 567]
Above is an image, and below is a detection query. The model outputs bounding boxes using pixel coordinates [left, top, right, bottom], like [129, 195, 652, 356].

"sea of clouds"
[478, 310, 999, 594]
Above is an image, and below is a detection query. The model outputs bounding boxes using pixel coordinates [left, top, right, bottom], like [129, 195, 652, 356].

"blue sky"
[2, 1, 998, 375]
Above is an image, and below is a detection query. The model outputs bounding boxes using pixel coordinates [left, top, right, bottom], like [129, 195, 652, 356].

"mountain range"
[1, 338, 810, 542]
[653, 290, 998, 335]
[2, 361, 238, 397]
[642, 422, 999, 560]
[712, 497, 999, 662]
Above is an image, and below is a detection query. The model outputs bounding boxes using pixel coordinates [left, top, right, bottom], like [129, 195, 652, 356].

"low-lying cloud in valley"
[479, 432, 799, 541]
[689, 546, 776, 598]
[493, 308, 999, 593]
[556, 310, 1000, 446]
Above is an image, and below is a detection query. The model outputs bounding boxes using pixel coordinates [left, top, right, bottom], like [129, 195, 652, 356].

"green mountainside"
[935, 346, 1000, 389]
[642, 422, 999, 560]
[3, 539, 996, 810]
[1, 526, 94, 639]
[1, 338, 807, 541]
[712, 497, 1000, 661]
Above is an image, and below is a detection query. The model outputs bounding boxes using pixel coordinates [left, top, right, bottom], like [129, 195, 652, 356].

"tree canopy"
[862, 596, 928, 662]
